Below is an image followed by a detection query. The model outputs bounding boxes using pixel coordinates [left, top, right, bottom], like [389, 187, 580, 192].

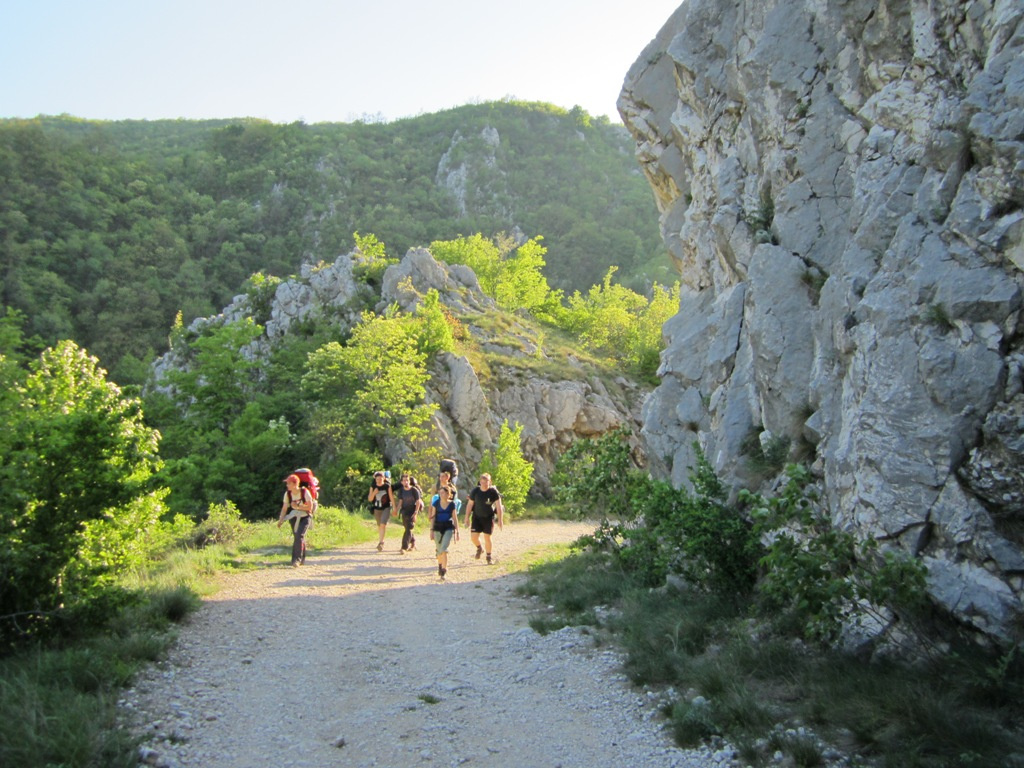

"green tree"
[552, 425, 636, 522]
[413, 288, 456, 357]
[564, 267, 646, 353]
[479, 420, 534, 517]
[0, 341, 161, 643]
[494, 236, 562, 319]
[352, 231, 396, 285]
[430, 233, 502, 295]
[148, 318, 293, 519]
[628, 280, 679, 380]
[432, 233, 561, 319]
[162, 317, 263, 432]
[745, 465, 928, 645]
[302, 309, 438, 461]
[559, 268, 678, 378]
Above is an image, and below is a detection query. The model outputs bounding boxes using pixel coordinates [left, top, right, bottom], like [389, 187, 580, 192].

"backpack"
[292, 468, 320, 515]
[439, 458, 459, 481]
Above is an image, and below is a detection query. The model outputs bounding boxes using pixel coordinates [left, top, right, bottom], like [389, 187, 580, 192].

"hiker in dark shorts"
[464, 473, 503, 565]
[395, 473, 423, 553]
[367, 470, 393, 552]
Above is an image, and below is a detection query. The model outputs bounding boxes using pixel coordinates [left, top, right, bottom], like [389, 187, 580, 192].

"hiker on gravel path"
[395, 473, 424, 554]
[465, 473, 503, 565]
[429, 484, 460, 580]
[367, 470, 394, 552]
[277, 473, 313, 566]
[436, 457, 459, 494]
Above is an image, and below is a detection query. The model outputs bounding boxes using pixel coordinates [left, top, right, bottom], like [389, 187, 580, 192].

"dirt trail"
[122, 521, 729, 768]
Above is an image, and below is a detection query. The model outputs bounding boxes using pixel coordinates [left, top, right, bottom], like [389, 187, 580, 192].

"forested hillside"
[0, 101, 666, 382]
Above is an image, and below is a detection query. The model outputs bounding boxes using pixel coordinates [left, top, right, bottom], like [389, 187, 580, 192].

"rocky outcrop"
[150, 255, 369, 387]
[620, 0, 1024, 643]
[381, 249, 644, 493]
[152, 248, 645, 495]
[435, 126, 512, 220]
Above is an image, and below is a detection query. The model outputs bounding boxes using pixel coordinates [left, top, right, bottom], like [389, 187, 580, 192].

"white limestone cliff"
[619, 0, 1024, 643]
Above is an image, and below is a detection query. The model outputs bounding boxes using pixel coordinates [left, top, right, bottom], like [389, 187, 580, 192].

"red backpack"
[292, 468, 320, 514]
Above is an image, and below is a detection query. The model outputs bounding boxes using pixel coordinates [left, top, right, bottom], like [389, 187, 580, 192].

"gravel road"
[121, 520, 738, 768]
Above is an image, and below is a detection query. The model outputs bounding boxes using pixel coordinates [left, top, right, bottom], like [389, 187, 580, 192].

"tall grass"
[519, 549, 1024, 768]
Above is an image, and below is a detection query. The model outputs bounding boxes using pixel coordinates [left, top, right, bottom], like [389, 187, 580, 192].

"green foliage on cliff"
[0, 102, 666, 378]
[431, 234, 676, 380]
[479, 420, 534, 517]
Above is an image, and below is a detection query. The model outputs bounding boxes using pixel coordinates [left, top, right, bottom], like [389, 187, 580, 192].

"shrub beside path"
[121, 520, 733, 768]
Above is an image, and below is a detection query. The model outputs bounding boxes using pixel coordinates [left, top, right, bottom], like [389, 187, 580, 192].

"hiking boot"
[376, 542, 384, 552]
[486, 554, 493, 565]
[437, 564, 443, 577]
[399, 548, 407, 555]
[440, 567, 447, 581]
[475, 545, 483, 560]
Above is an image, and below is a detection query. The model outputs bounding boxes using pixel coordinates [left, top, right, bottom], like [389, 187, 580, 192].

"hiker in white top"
[278, 473, 312, 566]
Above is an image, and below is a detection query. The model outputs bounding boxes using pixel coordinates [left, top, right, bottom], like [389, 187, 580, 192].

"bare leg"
[471, 531, 483, 558]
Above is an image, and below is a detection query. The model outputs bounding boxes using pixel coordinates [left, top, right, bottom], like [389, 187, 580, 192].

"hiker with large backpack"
[428, 483, 460, 580]
[277, 471, 316, 566]
[436, 457, 459, 494]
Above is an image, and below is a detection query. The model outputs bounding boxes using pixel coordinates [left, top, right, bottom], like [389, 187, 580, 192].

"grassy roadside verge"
[518, 547, 1024, 768]
[0, 505, 377, 768]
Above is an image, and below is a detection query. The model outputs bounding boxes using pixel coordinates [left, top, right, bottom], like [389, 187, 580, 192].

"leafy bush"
[188, 500, 248, 548]
[654, 453, 762, 595]
[71, 490, 192, 589]
[531, 455, 1023, 765]
[478, 420, 534, 517]
[562, 267, 679, 378]
[243, 271, 283, 325]
[412, 289, 456, 357]
[0, 341, 163, 646]
[351, 231, 397, 286]
[554, 433, 761, 594]
[552, 425, 637, 522]
[744, 464, 928, 646]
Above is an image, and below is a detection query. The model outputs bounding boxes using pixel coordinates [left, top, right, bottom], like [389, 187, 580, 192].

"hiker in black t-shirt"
[395, 473, 423, 553]
[367, 471, 393, 552]
[464, 473, 504, 565]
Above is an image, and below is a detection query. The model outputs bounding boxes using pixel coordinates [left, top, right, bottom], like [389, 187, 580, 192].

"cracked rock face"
[620, 0, 1024, 643]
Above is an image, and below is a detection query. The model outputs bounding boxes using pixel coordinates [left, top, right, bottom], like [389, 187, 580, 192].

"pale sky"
[0, 0, 681, 125]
